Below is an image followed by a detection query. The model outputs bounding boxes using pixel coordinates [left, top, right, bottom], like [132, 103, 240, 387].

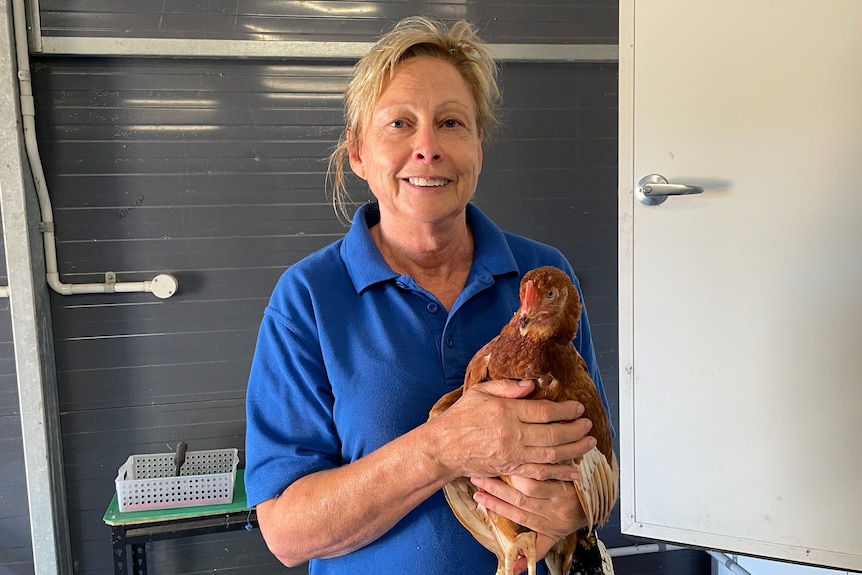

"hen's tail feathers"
[567, 529, 615, 575]
[574, 447, 618, 534]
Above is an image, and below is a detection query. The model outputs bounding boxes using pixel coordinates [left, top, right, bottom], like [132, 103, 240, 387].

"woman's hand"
[470, 475, 590, 574]
[427, 378, 596, 482]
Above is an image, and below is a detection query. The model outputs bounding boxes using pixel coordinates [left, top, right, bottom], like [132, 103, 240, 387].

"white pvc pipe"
[607, 544, 752, 575]
[10, 0, 177, 299]
[708, 551, 754, 575]
[607, 543, 689, 557]
[46, 277, 174, 297]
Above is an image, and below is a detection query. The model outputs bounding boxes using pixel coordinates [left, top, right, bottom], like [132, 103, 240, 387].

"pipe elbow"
[46, 272, 72, 296]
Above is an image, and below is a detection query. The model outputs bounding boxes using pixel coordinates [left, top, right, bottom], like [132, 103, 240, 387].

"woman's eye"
[443, 119, 462, 128]
[389, 119, 405, 128]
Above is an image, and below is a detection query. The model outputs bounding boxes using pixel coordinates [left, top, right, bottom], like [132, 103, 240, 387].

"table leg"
[110, 526, 128, 575]
[131, 542, 148, 575]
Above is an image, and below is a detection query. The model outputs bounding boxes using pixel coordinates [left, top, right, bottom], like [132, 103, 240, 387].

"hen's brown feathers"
[429, 266, 618, 575]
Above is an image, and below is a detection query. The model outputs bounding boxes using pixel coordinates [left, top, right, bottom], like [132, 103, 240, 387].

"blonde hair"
[327, 16, 502, 222]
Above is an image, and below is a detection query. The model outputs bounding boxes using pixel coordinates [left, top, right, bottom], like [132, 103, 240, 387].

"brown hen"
[429, 266, 618, 575]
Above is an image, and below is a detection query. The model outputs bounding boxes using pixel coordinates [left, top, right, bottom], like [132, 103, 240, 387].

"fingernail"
[518, 379, 533, 387]
[575, 402, 586, 416]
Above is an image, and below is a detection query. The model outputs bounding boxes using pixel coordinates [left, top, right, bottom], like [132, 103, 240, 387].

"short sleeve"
[244, 304, 342, 507]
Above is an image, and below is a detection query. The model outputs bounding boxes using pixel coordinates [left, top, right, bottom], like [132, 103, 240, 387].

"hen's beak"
[518, 280, 536, 335]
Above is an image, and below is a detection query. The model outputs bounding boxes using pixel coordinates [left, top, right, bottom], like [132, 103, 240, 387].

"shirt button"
[445, 338, 454, 348]
[426, 302, 439, 314]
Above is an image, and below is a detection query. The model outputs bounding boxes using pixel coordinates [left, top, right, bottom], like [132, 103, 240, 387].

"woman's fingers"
[498, 416, 596, 479]
[514, 396, 585, 424]
[523, 417, 593, 448]
[475, 379, 587, 424]
[470, 378, 537, 400]
[470, 475, 587, 540]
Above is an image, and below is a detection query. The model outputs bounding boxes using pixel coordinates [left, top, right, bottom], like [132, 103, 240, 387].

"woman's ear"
[346, 128, 366, 180]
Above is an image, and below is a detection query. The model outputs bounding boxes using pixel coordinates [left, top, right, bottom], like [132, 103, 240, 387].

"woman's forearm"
[256, 422, 450, 566]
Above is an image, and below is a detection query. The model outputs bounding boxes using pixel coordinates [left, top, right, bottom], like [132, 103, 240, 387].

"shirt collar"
[341, 202, 519, 294]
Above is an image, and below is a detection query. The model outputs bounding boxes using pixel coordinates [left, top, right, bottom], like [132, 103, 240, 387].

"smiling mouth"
[407, 177, 449, 187]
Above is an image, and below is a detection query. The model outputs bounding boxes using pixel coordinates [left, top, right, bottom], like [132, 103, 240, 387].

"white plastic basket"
[115, 448, 239, 512]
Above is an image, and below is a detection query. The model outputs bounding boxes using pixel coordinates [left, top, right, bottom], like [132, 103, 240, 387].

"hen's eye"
[546, 289, 555, 299]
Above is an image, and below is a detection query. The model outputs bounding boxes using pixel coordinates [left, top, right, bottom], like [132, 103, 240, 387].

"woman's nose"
[413, 125, 442, 162]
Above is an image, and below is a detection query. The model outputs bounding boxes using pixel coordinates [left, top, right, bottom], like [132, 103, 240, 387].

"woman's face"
[349, 56, 483, 228]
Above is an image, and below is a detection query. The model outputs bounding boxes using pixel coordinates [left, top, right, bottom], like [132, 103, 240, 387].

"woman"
[245, 16, 613, 575]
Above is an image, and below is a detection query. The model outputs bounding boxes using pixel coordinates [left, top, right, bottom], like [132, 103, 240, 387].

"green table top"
[103, 468, 252, 526]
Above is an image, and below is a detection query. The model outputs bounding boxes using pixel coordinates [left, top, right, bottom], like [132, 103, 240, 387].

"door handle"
[636, 174, 704, 206]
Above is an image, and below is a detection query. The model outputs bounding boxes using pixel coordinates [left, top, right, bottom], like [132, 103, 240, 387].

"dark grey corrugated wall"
[0, 293, 32, 571]
[36, 1, 618, 43]
[0, 2, 710, 574]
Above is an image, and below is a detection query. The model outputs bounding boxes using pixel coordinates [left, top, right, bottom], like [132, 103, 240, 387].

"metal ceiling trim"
[35, 36, 619, 62]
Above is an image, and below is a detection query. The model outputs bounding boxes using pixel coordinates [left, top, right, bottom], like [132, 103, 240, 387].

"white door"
[619, 1, 862, 572]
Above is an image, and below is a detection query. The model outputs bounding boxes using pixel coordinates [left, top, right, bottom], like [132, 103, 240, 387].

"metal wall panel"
[38, 0, 618, 44]
[0, 303, 35, 575]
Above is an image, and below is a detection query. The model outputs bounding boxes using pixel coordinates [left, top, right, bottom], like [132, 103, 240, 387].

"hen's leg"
[499, 531, 537, 575]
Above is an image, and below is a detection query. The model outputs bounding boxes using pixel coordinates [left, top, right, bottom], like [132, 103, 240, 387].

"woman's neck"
[370, 219, 474, 311]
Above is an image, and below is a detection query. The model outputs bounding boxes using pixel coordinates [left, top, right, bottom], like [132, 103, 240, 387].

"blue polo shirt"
[245, 202, 611, 575]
